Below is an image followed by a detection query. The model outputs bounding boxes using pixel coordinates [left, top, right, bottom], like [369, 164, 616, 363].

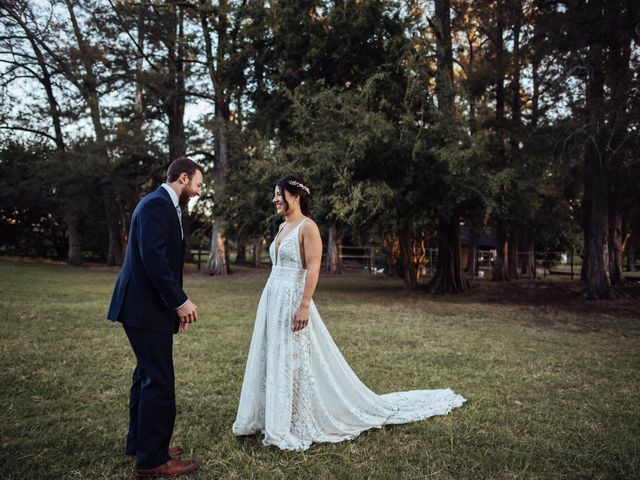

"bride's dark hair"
[275, 175, 312, 216]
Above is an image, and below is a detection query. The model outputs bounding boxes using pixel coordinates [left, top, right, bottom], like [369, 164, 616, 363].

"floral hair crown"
[288, 180, 310, 194]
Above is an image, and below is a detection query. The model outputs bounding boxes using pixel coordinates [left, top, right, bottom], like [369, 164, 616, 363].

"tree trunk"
[580, 182, 591, 281]
[465, 27, 477, 131]
[252, 239, 262, 268]
[531, 53, 540, 130]
[509, 2, 522, 154]
[603, 0, 633, 287]
[65, 1, 126, 265]
[431, 0, 469, 293]
[492, 220, 509, 282]
[200, 0, 232, 276]
[495, 1, 506, 132]
[621, 208, 632, 272]
[236, 242, 247, 264]
[33, 45, 65, 148]
[434, 0, 454, 113]
[415, 234, 428, 281]
[587, 170, 612, 298]
[205, 224, 228, 275]
[529, 50, 543, 282]
[105, 193, 122, 266]
[521, 233, 536, 278]
[508, 6, 522, 283]
[65, 0, 105, 143]
[326, 225, 341, 274]
[507, 228, 519, 279]
[65, 212, 83, 266]
[608, 195, 624, 285]
[491, 1, 509, 283]
[381, 237, 400, 277]
[399, 227, 417, 290]
[464, 229, 477, 275]
[166, 3, 186, 160]
[134, 4, 146, 121]
[584, 12, 613, 299]
[427, 218, 470, 294]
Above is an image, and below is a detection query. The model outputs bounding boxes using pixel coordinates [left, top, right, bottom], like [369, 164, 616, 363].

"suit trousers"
[123, 325, 175, 469]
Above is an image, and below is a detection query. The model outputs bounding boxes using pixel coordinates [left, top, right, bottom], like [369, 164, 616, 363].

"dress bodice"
[269, 219, 306, 269]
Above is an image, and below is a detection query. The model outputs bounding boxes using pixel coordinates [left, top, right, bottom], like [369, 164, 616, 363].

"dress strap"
[294, 218, 307, 243]
[295, 218, 307, 267]
[296, 218, 307, 231]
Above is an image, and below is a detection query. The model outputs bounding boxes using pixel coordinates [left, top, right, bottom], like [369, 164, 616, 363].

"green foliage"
[210, 130, 284, 243]
[0, 143, 64, 257]
[2, 0, 639, 268]
[0, 140, 113, 257]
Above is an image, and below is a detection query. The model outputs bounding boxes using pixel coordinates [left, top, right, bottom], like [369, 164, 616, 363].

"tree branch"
[0, 124, 57, 142]
[105, 0, 161, 74]
[185, 90, 216, 101]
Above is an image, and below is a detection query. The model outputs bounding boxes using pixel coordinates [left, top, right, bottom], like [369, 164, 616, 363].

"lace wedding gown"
[232, 219, 465, 451]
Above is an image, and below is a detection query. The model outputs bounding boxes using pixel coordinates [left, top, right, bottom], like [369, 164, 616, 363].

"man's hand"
[177, 299, 198, 326]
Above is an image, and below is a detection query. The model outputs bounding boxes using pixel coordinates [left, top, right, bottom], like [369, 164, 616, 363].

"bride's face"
[272, 186, 297, 217]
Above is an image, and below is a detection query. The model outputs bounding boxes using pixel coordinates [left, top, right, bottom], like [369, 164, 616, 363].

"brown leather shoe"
[127, 447, 184, 458]
[134, 458, 198, 478]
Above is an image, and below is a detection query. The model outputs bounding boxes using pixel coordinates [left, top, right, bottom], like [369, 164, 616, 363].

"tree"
[0, 142, 65, 258]
[199, 0, 234, 275]
[1, 1, 87, 264]
[425, 0, 471, 294]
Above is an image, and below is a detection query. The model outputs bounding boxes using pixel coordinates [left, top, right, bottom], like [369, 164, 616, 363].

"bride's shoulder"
[300, 217, 320, 234]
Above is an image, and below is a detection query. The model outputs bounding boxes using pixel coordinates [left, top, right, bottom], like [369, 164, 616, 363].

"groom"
[107, 157, 203, 477]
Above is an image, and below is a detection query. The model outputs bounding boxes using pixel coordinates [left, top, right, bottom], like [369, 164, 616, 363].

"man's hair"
[166, 156, 204, 183]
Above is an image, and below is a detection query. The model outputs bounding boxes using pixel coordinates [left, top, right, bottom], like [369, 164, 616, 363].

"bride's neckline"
[274, 218, 306, 263]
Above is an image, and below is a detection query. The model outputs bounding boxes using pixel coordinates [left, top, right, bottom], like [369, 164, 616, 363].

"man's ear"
[179, 172, 189, 184]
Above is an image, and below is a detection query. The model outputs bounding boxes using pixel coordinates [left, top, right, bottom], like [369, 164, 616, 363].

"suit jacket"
[107, 186, 187, 334]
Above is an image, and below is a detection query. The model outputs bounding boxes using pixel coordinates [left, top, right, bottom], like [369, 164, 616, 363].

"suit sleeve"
[137, 199, 188, 309]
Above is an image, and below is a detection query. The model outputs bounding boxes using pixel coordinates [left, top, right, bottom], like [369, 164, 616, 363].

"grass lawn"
[0, 259, 639, 479]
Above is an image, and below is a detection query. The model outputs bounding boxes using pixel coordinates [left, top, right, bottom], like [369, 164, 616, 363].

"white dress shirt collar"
[161, 183, 180, 208]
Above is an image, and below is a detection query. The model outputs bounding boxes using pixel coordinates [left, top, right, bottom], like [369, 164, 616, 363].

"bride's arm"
[293, 221, 322, 331]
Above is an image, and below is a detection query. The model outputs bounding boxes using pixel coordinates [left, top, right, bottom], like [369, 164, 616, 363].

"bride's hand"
[293, 306, 309, 332]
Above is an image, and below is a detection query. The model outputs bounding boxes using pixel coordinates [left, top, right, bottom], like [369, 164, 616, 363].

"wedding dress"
[232, 219, 465, 451]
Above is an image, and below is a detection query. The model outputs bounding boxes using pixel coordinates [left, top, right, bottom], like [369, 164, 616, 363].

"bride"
[232, 175, 465, 451]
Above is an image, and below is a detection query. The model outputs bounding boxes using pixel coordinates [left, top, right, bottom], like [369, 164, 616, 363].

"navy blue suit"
[107, 186, 187, 468]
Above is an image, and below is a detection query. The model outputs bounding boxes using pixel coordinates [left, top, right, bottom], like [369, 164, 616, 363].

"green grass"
[0, 259, 639, 479]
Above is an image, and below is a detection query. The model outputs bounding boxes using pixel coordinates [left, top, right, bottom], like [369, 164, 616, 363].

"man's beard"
[179, 188, 191, 205]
